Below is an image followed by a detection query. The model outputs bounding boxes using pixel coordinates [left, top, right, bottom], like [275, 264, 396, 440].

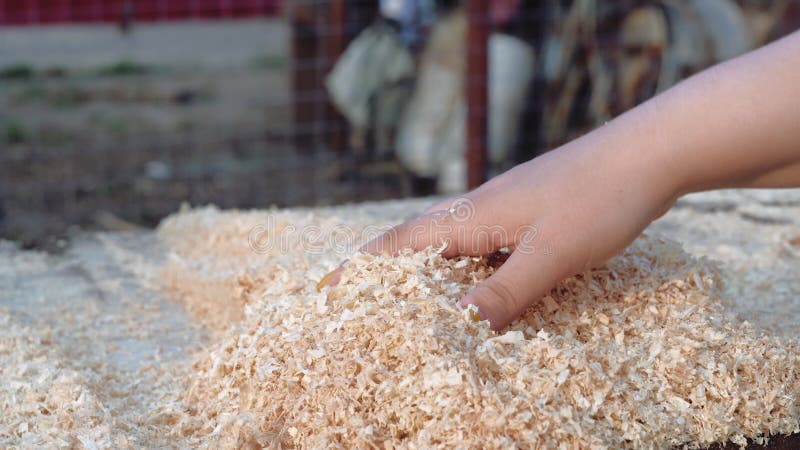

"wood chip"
[155, 205, 800, 448]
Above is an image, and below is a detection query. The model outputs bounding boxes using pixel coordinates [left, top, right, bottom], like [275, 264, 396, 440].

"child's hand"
[323, 30, 800, 330]
[360, 137, 678, 330]
[362, 30, 800, 330]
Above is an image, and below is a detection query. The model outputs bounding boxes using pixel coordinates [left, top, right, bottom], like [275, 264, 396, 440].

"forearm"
[742, 161, 800, 188]
[661, 31, 800, 193]
[359, 34, 799, 330]
[571, 30, 800, 204]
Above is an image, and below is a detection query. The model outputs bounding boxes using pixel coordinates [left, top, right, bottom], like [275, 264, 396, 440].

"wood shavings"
[1, 192, 798, 449]
[159, 204, 800, 449]
[0, 309, 114, 448]
[0, 233, 202, 449]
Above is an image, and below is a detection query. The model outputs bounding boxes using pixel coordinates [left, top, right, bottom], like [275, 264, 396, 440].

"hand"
[358, 30, 800, 330]
[360, 135, 679, 330]
[320, 31, 800, 330]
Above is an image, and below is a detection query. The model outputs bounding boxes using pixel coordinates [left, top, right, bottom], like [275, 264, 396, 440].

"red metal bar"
[466, 0, 489, 188]
[325, 0, 347, 156]
[0, 0, 281, 26]
[290, 4, 319, 153]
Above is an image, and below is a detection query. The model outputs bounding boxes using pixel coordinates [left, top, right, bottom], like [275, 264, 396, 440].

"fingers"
[359, 209, 459, 256]
[363, 197, 515, 258]
[363, 192, 531, 259]
[322, 207, 465, 289]
[326, 196, 483, 289]
[459, 242, 565, 331]
[362, 195, 480, 256]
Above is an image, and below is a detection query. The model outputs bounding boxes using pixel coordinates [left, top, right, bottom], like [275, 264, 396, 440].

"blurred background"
[1, 0, 798, 249]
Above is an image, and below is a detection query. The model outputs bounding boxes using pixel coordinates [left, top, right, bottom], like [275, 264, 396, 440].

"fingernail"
[460, 295, 483, 322]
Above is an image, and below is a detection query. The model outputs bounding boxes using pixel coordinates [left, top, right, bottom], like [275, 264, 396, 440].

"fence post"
[466, 0, 489, 189]
[325, 0, 347, 156]
[290, 5, 318, 153]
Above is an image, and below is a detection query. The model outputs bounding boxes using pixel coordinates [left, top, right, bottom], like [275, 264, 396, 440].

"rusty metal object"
[465, 0, 489, 188]
[289, 1, 377, 157]
[325, 0, 348, 156]
[290, 13, 320, 152]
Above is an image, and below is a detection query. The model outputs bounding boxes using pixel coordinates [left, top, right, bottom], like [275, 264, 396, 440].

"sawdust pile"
[158, 205, 800, 448]
[0, 309, 113, 448]
[0, 239, 199, 449]
[158, 203, 411, 332]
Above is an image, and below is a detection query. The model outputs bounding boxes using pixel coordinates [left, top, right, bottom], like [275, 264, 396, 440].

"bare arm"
[621, 30, 800, 194]
[359, 31, 800, 330]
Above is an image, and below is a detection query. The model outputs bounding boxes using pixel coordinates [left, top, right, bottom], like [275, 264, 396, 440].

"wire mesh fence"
[0, 0, 798, 247]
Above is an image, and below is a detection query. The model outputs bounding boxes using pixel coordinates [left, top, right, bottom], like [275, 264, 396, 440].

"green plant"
[97, 60, 151, 77]
[3, 121, 30, 144]
[104, 116, 130, 135]
[0, 65, 34, 80]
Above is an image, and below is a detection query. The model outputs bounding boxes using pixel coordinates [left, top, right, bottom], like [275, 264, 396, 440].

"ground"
[0, 19, 405, 249]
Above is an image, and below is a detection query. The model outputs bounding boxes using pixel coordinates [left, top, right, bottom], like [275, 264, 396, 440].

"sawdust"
[2, 196, 798, 449]
[0, 235, 201, 449]
[157, 205, 800, 449]
[157, 202, 425, 332]
[0, 309, 114, 448]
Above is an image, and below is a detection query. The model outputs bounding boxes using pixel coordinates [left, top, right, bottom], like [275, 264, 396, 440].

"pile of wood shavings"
[160, 207, 800, 448]
[0, 308, 113, 448]
[0, 236, 202, 449]
[158, 203, 427, 332]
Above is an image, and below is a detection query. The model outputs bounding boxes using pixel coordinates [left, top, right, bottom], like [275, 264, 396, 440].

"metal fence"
[1, 0, 798, 247]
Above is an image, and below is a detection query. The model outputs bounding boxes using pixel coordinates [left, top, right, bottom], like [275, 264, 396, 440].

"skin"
[347, 30, 800, 331]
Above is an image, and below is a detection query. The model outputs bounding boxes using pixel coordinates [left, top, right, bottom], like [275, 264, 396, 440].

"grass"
[0, 65, 34, 80]
[97, 60, 151, 77]
[47, 87, 88, 109]
[3, 121, 30, 144]
[0, 119, 73, 145]
[1, 65, 68, 85]
[11, 84, 48, 104]
[103, 116, 130, 135]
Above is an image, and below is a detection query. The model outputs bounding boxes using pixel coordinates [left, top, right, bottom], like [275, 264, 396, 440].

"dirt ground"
[0, 19, 407, 249]
[0, 20, 289, 244]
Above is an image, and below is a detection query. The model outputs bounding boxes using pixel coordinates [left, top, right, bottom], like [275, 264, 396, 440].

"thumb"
[459, 246, 564, 331]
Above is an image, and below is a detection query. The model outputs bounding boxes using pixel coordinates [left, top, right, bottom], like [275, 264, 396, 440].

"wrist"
[586, 121, 685, 222]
